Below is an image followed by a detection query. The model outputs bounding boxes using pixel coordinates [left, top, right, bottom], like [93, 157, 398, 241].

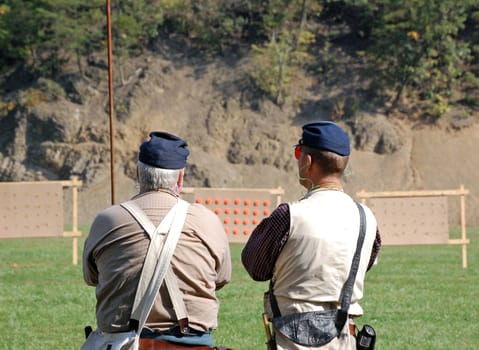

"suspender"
[120, 198, 190, 333]
[269, 201, 367, 333]
[335, 201, 367, 330]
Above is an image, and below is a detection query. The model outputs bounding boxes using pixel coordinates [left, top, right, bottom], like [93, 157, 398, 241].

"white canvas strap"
[120, 201, 157, 239]
[120, 198, 189, 332]
[165, 269, 189, 333]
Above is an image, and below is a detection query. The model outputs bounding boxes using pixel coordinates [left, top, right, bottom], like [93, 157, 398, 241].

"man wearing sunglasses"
[242, 121, 381, 350]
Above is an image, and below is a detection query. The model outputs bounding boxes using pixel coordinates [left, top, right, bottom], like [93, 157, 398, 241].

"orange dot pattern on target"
[193, 193, 275, 239]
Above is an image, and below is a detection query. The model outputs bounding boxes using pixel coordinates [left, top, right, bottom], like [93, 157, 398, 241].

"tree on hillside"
[38, 0, 105, 76]
[0, 0, 104, 79]
[158, 0, 256, 51]
[0, 1, 46, 75]
[249, 0, 318, 105]
[366, 0, 476, 118]
[109, 0, 164, 85]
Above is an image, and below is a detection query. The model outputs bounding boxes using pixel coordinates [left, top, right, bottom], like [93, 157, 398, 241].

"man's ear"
[177, 169, 185, 191]
[306, 154, 312, 167]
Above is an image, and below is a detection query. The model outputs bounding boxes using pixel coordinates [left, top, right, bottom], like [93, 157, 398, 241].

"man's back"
[274, 189, 377, 316]
[83, 191, 231, 333]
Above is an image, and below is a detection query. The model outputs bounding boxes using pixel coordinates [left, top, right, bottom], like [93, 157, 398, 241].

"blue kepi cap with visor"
[139, 131, 190, 169]
[299, 121, 350, 156]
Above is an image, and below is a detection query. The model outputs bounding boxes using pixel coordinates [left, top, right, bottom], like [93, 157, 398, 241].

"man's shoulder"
[91, 204, 130, 227]
[186, 203, 227, 238]
[188, 202, 218, 217]
[187, 202, 225, 228]
[96, 203, 127, 216]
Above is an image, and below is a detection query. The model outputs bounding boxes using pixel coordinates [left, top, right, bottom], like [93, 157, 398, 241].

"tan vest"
[272, 189, 377, 316]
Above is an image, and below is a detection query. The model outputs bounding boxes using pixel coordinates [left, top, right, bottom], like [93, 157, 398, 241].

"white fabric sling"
[81, 198, 189, 350]
[121, 198, 190, 332]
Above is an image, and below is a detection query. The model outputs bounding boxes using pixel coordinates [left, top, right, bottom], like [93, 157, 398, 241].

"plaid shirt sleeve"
[241, 203, 291, 281]
[367, 228, 382, 271]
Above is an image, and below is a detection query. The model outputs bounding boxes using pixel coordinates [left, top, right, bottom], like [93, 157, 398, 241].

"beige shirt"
[83, 191, 231, 333]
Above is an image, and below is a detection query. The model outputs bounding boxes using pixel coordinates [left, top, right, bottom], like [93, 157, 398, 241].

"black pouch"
[272, 310, 339, 347]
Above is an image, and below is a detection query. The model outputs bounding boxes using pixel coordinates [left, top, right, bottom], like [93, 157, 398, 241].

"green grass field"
[1, 228, 479, 349]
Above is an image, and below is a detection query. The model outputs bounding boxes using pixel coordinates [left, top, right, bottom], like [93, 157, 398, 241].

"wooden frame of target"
[182, 187, 284, 243]
[357, 185, 470, 268]
[0, 176, 83, 265]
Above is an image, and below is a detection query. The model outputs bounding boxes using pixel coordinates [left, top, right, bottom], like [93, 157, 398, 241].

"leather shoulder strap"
[335, 201, 367, 331]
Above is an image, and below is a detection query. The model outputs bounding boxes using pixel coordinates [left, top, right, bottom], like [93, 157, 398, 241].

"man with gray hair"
[83, 131, 231, 349]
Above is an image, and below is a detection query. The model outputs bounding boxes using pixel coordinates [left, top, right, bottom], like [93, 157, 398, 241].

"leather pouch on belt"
[272, 310, 339, 347]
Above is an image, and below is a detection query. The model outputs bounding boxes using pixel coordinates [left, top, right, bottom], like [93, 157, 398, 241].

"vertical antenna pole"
[106, 0, 116, 204]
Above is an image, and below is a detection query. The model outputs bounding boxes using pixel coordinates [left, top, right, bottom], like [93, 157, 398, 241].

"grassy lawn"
[1, 228, 478, 349]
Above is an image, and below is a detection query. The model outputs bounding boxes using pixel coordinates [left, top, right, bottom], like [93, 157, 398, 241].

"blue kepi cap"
[139, 131, 189, 169]
[300, 121, 350, 156]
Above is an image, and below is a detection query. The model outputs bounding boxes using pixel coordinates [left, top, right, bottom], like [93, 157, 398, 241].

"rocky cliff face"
[1, 43, 478, 227]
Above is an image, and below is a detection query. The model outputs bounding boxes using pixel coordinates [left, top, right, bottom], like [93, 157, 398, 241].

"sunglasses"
[294, 145, 302, 160]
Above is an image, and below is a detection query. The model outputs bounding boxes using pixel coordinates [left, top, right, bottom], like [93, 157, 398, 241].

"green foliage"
[0, 0, 477, 117]
[46, 1, 105, 56]
[19, 89, 47, 107]
[111, 0, 164, 57]
[0, 1, 42, 69]
[159, 1, 252, 51]
[0, 0, 163, 79]
[18, 78, 65, 107]
[36, 77, 66, 100]
[366, 0, 477, 117]
[249, 0, 318, 105]
[251, 29, 315, 105]
[423, 93, 450, 120]
[0, 0, 105, 77]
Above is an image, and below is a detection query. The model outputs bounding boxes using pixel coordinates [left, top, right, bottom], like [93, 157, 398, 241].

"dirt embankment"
[1, 42, 478, 227]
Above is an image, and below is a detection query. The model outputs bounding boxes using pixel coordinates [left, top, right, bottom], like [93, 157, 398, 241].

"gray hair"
[137, 161, 181, 193]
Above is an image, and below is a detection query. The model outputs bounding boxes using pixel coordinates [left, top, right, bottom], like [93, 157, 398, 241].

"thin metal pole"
[106, 0, 116, 205]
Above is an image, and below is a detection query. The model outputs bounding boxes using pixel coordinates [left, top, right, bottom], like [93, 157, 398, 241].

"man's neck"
[309, 182, 343, 191]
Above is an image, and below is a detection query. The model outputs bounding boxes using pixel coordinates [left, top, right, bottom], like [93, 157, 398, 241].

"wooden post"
[72, 176, 79, 265]
[358, 189, 367, 204]
[62, 176, 83, 265]
[460, 184, 467, 268]
[275, 186, 283, 207]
